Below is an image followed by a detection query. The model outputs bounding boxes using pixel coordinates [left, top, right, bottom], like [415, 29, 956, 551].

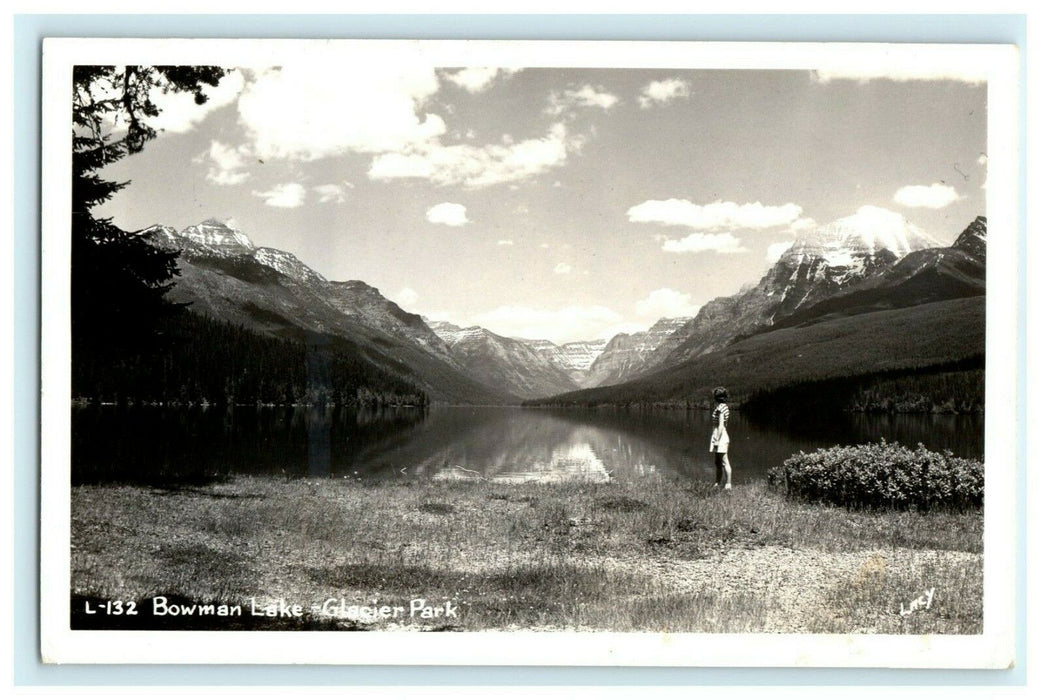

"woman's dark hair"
[713, 386, 729, 403]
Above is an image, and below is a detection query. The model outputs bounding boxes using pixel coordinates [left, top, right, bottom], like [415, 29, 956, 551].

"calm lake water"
[71, 405, 984, 486]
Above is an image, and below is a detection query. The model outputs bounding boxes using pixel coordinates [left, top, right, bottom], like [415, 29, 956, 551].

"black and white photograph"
[39, 39, 1019, 666]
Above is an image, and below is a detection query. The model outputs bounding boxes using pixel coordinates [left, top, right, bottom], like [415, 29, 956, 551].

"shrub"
[767, 440, 983, 511]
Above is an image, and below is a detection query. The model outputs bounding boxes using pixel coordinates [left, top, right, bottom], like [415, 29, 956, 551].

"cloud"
[628, 198, 804, 230]
[396, 287, 419, 307]
[892, 183, 962, 209]
[821, 205, 939, 249]
[554, 263, 572, 275]
[766, 241, 794, 264]
[251, 182, 306, 208]
[789, 217, 818, 232]
[496, 239, 514, 246]
[471, 304, 629, 344]
[149, 69, 245, 134]
[313, 183, 349, 204]
[200, 140, 251, 185]
[812, 65, 986, 85]
[426, 202, 470, 227]
[369, 123, 584, 189]
[662, 233, 746, 254]
[442, 67, 520, 93]
[634, 288, 700, 321]
[237, 63, 446, 160]
[638, 78, 691, 108]
[977, 153, 988, 166]
[546, 84, 620, 116]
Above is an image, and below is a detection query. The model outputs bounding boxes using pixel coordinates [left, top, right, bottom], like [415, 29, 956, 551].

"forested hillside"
[73, 311, 430, 407]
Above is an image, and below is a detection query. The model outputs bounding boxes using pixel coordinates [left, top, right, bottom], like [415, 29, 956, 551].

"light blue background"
[13, 13, 1027, 686]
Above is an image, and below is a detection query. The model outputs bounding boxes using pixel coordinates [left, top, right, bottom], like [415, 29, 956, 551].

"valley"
[121, 213, 987, 412]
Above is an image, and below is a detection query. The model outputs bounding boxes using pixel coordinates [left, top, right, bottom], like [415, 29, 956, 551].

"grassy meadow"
[70, 472, 983, 634]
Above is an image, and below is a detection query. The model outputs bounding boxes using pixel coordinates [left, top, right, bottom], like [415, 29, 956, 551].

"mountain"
[952, 215, 987, 260]
[518, 338, 608, 384]
[764, 215, 986, 332]
[583, 317, 690, 388]
[143, 220, 507, 405]
[429, 321, 579, 400]
[325, 281, 453, 361]
[632, 207, 941, 377]
[533, 215, 986, 408]
[141, 214, 984, 407]
[531, 297, 985, 408]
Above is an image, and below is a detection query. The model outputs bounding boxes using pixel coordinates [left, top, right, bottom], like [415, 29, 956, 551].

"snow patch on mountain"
[253, 247, 327, 285]
[793, 206, 939, 258]
[180, 218, 256, 254]
[558, 340, 610, 372]
[429, 321, 488, 346]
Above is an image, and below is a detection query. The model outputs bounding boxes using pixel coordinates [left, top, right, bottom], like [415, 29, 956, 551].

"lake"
[71, 405, 984, 486]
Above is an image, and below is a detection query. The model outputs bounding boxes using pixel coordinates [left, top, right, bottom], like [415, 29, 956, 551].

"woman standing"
[710, 386, 732, 490]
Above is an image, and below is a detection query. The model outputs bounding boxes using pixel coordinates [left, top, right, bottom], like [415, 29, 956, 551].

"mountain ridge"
[141, 213, 985, 405]
[143, 220, 508, 405]
[617, 208, 946, 383]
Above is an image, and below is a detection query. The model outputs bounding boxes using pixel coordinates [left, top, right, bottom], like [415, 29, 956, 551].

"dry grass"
[70, 475, 982, 633]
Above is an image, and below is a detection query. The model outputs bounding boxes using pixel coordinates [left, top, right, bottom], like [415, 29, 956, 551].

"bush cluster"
[767, 440, 983, 511]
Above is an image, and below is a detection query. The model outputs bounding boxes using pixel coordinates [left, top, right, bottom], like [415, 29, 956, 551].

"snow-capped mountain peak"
[787, 206, 939, 263]
[180, 218, 255, 254]
[952, 215, 987, 260]
[768, 206, 940, 294]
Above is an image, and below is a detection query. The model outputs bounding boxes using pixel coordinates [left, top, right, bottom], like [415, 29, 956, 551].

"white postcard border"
[40, 38, 1020, 667]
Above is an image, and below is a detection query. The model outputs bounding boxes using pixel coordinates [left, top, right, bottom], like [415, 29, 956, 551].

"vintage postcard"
[40, 38, 1019, 666]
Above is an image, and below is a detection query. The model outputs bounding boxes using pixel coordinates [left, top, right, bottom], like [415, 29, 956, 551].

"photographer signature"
[900, 588, 935, 617]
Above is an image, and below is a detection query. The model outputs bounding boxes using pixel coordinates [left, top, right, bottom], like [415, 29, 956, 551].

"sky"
[94, 59, 988, 344]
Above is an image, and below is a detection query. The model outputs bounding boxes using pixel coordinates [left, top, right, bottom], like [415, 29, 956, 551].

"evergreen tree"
[71, 65, 226, 354]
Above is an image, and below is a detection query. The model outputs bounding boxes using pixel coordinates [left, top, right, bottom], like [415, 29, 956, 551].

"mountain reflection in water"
[72, 405, 983, 486]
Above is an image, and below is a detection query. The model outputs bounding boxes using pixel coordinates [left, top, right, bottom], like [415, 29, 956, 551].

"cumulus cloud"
[634, 288, 700, 321]
[892, 183, 962, 209]
[221, 64, 587, 189]
[546, 85, 620, 116]
[554, 263, 572, 275]
[369, 123, 584, 189]
[200, 140, 251, 185]
[313, 183, 349, 204]
[442, 67, 520, 93]
[471, 304, 630, 344]
[252, 182, 306, 208]
[638, 78, 691, 108]
[426, 202, 470, 227]
[396, 287, 420, 307]
[237, 63, 446, 160]
[150, 69, 245, 134]
[766, 241, 794, 264]
[662, 233, 746, 254]
[628, 198, 804, 230]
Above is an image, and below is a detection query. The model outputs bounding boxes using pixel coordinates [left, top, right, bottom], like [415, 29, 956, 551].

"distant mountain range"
[535, 215, 986, 407]
[428, 321, 580, 400]
[144, 213, 986, 406]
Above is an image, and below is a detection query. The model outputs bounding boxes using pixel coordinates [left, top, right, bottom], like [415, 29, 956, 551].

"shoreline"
[70, 475, 983, 634]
